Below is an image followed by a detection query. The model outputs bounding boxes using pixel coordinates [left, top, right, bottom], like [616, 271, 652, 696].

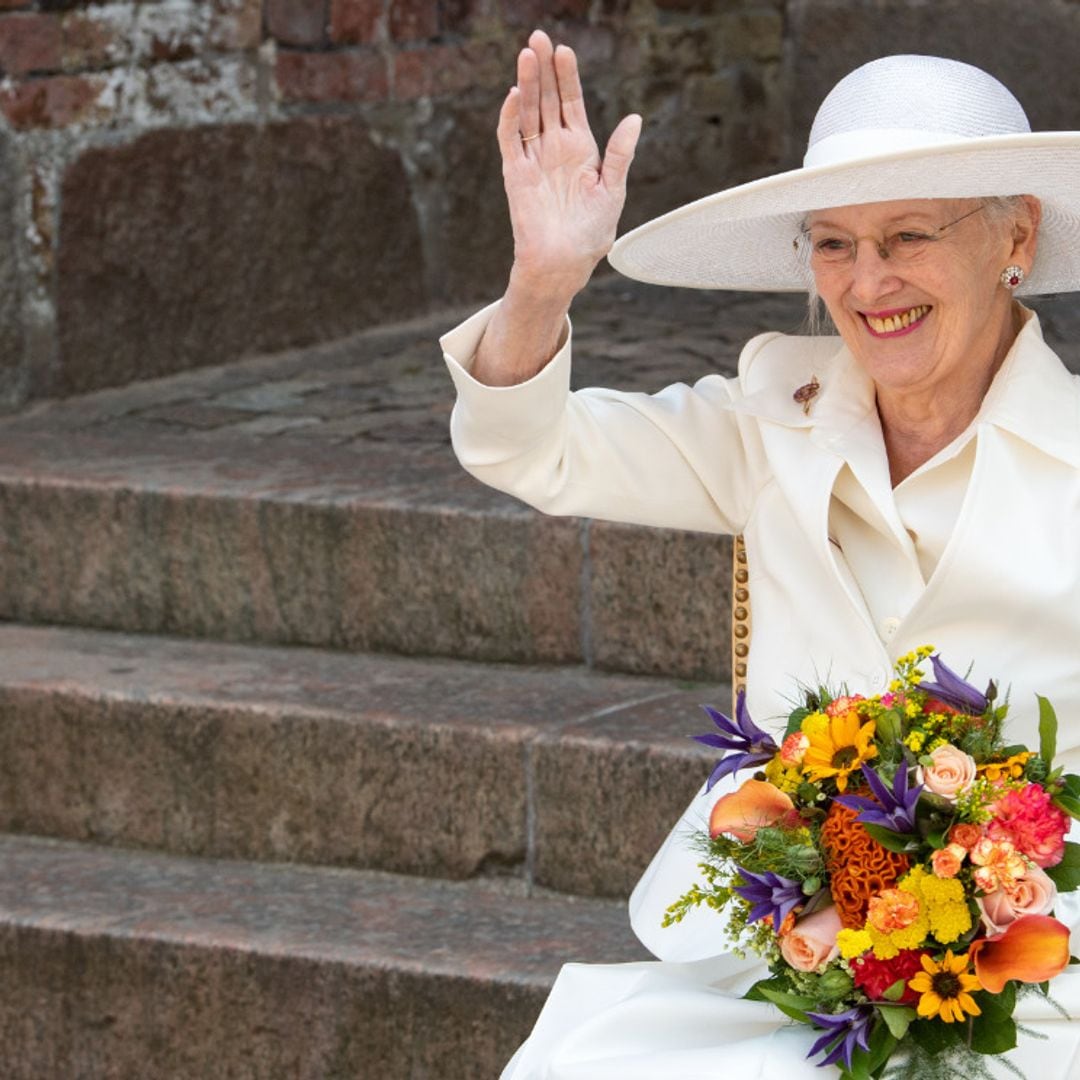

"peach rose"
[709, 779, 794, 842]
[978, 864, 1058, 935]
[915, 743, 977, 801]
[931, 843, 967, 879]
[780, 905, 843, 972]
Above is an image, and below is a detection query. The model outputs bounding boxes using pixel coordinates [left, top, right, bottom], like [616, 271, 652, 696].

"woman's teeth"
[865, 305, 929, 334]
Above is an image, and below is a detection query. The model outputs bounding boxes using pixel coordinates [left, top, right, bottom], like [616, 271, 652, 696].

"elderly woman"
[441, 36, 1080, 1079]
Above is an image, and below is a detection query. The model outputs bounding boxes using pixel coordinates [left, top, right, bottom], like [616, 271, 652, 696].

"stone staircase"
[1, 278, 1076, 1077]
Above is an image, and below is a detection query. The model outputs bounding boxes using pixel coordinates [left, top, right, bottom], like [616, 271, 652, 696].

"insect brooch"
[793, 375, 821, 416]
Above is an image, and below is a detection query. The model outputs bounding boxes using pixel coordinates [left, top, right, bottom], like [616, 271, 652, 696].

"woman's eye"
[895, 231, 932, 244]
[814, 237, 849, 252]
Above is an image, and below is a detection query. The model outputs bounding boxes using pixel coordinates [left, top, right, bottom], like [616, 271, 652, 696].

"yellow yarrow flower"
[837, 928, 873, 960]
[909, 951, 982, 1023]
[903, 866, 972, 944]
[800, 712, 830, 740]
[904, 731, 926, 753]
[763, 756, 804, 794]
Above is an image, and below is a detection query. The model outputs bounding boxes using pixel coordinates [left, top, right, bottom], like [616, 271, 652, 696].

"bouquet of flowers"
[666, 647, 1080, 1079]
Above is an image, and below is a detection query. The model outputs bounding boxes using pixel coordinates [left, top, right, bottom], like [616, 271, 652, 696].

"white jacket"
[442, 301, 1080, 961]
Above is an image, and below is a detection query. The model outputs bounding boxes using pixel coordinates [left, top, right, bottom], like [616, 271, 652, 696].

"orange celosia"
[821, 799, 912, 929]
[969, 914, 1071, 993]
[709, 779, 794, 842]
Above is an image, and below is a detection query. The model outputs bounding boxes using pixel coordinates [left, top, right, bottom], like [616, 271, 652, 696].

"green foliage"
[969, 984, 1018, 1054]
[1038, 695, 1058, 767]
[1045, 842, 1080, 891]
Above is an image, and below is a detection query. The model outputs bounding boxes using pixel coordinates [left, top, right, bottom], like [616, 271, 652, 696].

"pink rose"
[780, 906, 843, 972]
[915, 744, 977, 801]
[978, 864, 1058, 935]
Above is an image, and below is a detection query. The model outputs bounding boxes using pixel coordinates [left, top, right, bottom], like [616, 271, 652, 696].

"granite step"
[0, 832, 650, 1079]
[0, 282, 818, 682]
[0, 623, 722, 898]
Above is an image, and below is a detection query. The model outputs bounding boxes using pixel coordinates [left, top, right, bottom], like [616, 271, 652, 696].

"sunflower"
[908, 951, 982, 1023]
[801, 710, 877, 792]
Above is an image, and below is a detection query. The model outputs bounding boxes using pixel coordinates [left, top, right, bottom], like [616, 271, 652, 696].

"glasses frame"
[794, 204, 987, 268]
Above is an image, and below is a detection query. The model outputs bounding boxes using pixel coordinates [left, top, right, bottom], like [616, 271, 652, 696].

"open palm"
[497, 30, 642, 294]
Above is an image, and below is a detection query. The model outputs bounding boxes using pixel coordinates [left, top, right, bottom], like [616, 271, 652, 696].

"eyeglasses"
[794, 204, 986, 268]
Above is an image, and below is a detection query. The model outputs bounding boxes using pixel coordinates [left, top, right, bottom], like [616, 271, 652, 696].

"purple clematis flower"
[693, 690, 779, 792]
[917, 653, 990, 715]
[835, 762, 922, 834]
[805, 1005, 875, 1071]
[732, 867, 805, 930]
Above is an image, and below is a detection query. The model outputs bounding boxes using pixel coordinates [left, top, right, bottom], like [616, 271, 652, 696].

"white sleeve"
[441, 299, 772, 536]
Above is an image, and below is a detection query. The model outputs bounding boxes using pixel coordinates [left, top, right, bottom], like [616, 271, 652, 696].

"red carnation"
[851, 949, 927, 1005]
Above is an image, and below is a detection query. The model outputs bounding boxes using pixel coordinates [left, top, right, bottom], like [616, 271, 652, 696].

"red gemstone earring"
[1000, 265, 1024, 289]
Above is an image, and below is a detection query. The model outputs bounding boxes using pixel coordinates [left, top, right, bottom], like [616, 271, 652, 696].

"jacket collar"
[733, 310, 1080, 471]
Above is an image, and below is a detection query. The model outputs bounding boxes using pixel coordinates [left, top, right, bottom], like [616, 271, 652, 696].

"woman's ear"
[1010, 195, 1042, 268]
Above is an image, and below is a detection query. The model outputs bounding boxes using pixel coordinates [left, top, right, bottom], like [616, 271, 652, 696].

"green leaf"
[1059, 773, 1080, 798]
[1039, 695, 1059, 767]
[907, 1017, 961, 1055]
[881, 978, 907, 1002]
[1045, 841, 1080, 891]
[969, 989, 1018, 1054]
[865, 1021, 899, 1075]
[742, 976, 789, 1003]
[862, 823, 916, 853]
[755, 986, 815, 1024]
[876, 1004, 916, 1040]
[1054, 795, 1080, 823]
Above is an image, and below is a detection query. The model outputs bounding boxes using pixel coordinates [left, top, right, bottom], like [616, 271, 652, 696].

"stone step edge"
[0, 622, 722, 897]
[0, 832, 649, 1079]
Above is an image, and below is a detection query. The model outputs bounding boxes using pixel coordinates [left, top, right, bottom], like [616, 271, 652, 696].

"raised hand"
[497, 29, 642, 299]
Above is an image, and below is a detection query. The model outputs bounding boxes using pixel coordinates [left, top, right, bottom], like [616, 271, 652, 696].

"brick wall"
[0, 0, 1077, 404]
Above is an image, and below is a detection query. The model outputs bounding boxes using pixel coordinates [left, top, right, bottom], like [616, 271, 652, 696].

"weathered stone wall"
[0, 0, 1077, 405]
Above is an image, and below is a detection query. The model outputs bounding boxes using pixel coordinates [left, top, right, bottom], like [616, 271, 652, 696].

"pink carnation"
[986, 784, 1069, 868]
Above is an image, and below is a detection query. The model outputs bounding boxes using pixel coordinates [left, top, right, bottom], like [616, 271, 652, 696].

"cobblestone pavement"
[5, 278, 1079, 445]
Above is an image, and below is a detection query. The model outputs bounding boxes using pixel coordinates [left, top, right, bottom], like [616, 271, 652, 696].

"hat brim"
[607, 132, 1080, 295]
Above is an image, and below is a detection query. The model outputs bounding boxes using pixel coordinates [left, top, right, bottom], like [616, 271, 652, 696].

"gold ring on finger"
[520, 132, 541, 142]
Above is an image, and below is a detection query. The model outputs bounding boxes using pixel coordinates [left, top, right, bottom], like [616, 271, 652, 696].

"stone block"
[0, 835, 647, 1078]
[0, 625, 708, 881]
[588, 520, 733, 681]
[0, 12, 61, 75]
[328, 0, 381, 44]
[388, 0, 438, 41]
[274, 47, 388, 102]
[533, 690, 720, 896]
[0, 71, 105, 129]
[50, 116, 422, 396]
[266, 0, 326, 45]
[0, 136, 26, 411]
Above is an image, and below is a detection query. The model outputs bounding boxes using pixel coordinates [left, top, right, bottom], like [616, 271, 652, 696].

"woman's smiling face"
[807, 197, 1039, 402]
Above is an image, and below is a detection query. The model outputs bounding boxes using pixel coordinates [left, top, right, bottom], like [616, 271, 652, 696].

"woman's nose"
[847, 239, 902, 303]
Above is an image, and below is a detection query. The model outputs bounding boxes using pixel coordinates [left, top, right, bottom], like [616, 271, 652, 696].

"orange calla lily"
[709, 778, 794, 842]
[969, 914, 1071, 993]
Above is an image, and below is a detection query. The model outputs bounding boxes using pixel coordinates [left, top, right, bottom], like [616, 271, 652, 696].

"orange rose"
[949, 823, 983, 850]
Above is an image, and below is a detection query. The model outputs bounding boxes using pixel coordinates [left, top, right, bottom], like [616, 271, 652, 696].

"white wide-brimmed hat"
[607, 54, 1080, 295]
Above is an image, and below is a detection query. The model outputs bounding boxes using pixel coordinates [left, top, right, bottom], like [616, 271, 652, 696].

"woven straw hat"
[607, 55, 1080, 295]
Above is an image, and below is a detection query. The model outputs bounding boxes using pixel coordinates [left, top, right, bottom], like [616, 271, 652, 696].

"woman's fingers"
[600, 113, 643, 194]
[528, 28, 561, 133]
[497, 87, 526, 164]
[553, 44, 587, 131]
[516, 47, 540, 139]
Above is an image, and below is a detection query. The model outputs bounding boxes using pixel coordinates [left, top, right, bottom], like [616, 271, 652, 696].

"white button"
[882, 616, 901, 639]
